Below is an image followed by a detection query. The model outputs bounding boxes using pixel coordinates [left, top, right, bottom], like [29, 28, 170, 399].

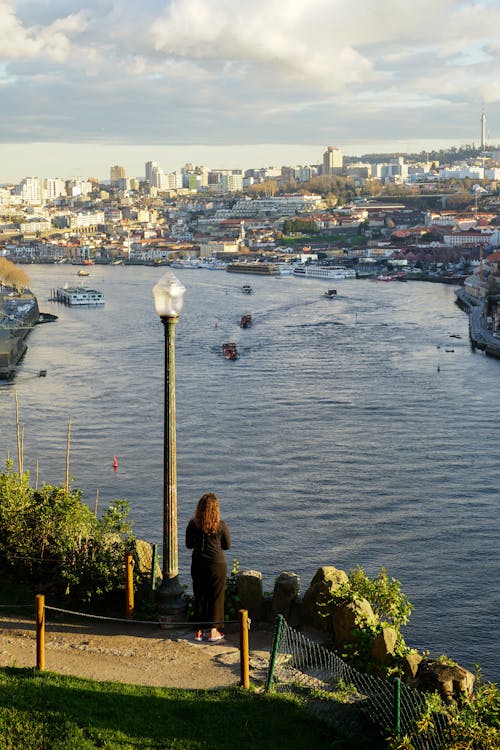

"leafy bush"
[0, 461, 135, 607]
[225, 558, 241, 621]
[324, 566, 414, 674]
[389, 670, 500, 749]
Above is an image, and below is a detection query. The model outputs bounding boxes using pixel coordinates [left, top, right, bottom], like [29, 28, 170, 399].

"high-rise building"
[322, 145, 343, 175]
[110, 165, 126, 184]
[145, 161, 159, 185]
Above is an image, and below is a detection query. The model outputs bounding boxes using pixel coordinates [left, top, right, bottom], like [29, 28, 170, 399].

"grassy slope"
[0, 667, 352, 750]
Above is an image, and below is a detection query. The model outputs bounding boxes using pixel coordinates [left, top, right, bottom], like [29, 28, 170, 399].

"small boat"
[324, 289, 337, 298]
[240, 314, 252, 328]
[77, 269, 90, 277]
[241, 284, 253, 294]
[222, 342, 239, 360]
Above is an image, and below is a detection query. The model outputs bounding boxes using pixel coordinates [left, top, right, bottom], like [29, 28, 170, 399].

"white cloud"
[1, 0, 500, 160]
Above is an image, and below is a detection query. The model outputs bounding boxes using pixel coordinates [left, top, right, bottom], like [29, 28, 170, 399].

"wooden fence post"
[125, 552, 134, 620]
[36, 594, 45, 670]
[239, 609, 250, 689]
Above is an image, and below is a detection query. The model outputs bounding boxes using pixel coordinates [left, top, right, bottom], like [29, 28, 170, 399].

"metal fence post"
[265, 614, 284, 692]
[394, 676, 401, 739]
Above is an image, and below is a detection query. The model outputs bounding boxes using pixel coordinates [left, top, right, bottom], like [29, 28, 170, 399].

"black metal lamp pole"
[153, 272, 186, 617]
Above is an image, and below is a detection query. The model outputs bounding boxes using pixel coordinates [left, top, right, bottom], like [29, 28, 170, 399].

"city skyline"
[1, 1, 500, 181]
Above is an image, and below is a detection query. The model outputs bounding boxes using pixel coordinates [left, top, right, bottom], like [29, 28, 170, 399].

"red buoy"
[113, 455, 118, 470]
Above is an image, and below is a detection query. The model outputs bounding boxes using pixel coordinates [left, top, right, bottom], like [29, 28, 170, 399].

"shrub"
[0, 461, 135, 607]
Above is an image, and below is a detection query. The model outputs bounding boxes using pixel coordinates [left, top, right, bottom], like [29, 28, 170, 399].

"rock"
[272, 571, 300, 618]
[237, 570, 263, 620]
[369, 626, 397, 665]
[401, 652, 423, 680]
[133, 539, 161, 582]
[301, 566, 349, 632]
[412, 659, 475, 703]
[331, 598, 375, 646]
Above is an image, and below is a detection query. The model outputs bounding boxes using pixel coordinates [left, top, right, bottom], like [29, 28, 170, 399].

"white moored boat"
[293, 264, 356, 280]
[54, 286, 105, 306]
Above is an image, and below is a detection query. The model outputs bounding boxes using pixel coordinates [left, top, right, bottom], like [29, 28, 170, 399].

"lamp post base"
[156, 575, 185, 619]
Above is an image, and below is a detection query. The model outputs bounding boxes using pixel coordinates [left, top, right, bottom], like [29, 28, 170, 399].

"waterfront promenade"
[455, 287, 500, 358]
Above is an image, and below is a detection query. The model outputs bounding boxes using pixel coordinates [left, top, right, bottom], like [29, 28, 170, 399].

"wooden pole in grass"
[36, 594, 45, 670]
[239, 609, 250, 689]
[125, 552, 134, 619]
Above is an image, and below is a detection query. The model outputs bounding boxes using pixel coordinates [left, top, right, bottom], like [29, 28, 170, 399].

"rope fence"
[265, 615, 450, 749]
[1, 595, 250, 689]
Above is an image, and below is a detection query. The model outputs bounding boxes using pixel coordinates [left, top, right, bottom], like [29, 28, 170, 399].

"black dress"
[185, 519, 231, 628]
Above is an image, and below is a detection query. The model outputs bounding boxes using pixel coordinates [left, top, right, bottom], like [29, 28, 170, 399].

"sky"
[1, 0, 500, 182]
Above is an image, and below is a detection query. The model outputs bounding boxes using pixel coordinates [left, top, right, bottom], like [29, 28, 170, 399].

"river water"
[1, 264, 499, 681]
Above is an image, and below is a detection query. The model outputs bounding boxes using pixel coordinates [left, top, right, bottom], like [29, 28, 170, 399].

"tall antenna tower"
[481, 110, 486, 150]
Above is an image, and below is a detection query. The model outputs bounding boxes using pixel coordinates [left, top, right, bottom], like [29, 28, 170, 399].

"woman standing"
[186, 492, 231, 642]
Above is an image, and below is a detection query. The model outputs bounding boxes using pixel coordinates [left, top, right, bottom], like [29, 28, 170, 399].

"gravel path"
[0, 614, 274, 689]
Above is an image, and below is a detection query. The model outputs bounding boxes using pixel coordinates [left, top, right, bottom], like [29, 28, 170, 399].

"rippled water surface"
[1, 265, 499, 681]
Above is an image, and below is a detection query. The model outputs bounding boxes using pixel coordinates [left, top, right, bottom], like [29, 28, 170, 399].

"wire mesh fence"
[265, 616, 449, 749]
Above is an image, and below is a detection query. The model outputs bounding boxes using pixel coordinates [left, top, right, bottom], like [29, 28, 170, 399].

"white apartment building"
[439, 165, 485, 180]
[44, 178, 67, 200]
[323, 146, 343, 175]
[371, 158, 408, 183]
[231, 194, 322, 215]
[219, 174, 244, 192]
[16, 177, 42, 203]
[145, 161, 159, 185]
[70, 211, 105, 229]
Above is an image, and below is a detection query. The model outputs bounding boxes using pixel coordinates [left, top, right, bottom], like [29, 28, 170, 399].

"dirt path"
[0, 614, 274, 690]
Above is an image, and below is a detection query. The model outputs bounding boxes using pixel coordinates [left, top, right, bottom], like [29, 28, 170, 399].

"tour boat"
[240, 314, 252, 328]
[293, 264, 355, 280]
[241, 284, 253, 294]
[324, 289, 337, 298]
[222, 342, 239, 360]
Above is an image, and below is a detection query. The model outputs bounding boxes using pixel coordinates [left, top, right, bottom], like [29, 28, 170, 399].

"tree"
[0, 258, 31, 290]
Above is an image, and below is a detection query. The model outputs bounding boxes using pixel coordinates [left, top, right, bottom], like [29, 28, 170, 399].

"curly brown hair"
[194, 492, 221, 535]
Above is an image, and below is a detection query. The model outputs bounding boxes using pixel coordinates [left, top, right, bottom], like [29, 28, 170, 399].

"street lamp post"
[153, 271, 186, 616]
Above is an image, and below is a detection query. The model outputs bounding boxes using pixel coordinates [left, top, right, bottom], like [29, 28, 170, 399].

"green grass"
[0, 667, 352, 749]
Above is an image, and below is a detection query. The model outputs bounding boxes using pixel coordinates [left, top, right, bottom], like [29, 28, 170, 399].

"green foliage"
[338, 566, 413, 630]
[389, 670, 500, 749]
[0, 461, 135, 607]
[225, 558, 241, 621]
[282, 218, 320, 235]
[324, 566, 413, 676]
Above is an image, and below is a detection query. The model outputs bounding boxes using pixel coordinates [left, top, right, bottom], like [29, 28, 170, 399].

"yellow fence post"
[36, 594, 45, 671]
[125, 551, 134, 620]
[239, 609, 250, 689]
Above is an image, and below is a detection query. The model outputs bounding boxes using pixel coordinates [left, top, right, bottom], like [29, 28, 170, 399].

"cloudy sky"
[1, 0, 500, 180]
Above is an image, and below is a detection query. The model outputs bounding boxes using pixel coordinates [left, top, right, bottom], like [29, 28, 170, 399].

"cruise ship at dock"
[292, 264, 356, 280]
[226, 262, 280, 276]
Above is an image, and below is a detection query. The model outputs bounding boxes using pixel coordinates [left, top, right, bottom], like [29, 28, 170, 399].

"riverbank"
[0, 288, 39, 378]
[455, 287, 500, 359]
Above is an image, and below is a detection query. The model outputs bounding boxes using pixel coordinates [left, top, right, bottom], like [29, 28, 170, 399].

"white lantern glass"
[153, 271, 186, 318]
